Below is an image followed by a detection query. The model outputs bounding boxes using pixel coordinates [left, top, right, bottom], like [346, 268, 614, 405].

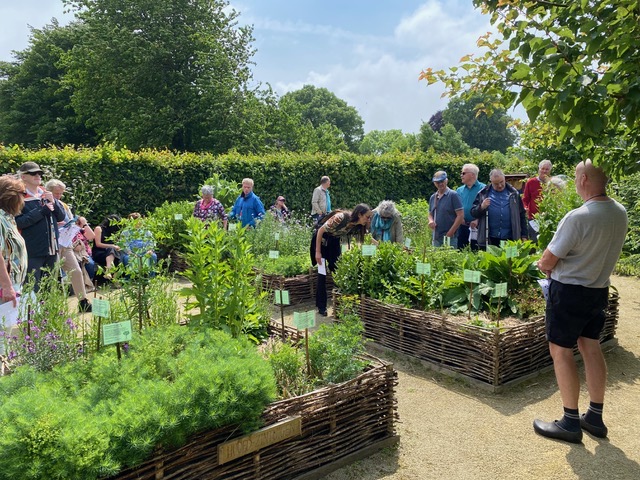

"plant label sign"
[341, 244, 348, 253]
[173, 213, 183, 220]
[218, 416, 302, 465]
[274, 290, 290, 305]
[102, 320, 132, 346]
[416, 262, 431, 276]
[362, 245, 377, 256]
[500, 240, 507, 249]
[228, 223, 237, 231]
[463, 269, 481, 284]
[493, 282, 508, 297]
[443, 236, 451, 247]
[293, 310, 316, 330]
[505, 246, 518, 259]
[274, 232, 280, 241]
[269, 250, 280, 259]
[92, 298, 111, 318]
[404, 238, 412, 248]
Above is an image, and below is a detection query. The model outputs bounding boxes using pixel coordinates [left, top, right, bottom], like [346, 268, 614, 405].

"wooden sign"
[218, 416, 302, 465]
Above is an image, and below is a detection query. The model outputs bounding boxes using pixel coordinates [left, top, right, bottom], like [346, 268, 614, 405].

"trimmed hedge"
[0, 144, 502, 224]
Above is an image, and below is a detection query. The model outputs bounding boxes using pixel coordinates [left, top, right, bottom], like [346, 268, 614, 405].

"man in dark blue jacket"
[15, 162, 66, 290]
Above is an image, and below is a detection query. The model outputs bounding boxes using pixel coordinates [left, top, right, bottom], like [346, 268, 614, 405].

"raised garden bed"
[108, 355, 398, 480]
[259, 271, 334, 305]
[334, 289, 620, 392]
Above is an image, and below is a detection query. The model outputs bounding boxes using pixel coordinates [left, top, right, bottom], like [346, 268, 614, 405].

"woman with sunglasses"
[15, 162, 65, 292]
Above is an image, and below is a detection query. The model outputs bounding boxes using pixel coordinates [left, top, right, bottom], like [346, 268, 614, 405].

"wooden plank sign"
[218, 416, 302, 465]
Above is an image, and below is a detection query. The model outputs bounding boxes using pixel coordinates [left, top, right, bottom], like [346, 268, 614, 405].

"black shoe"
[580, 414, 608, 438]
[318, 309, 328, 317]
[79, 299, 92, 313]
[533, 419, 583, 444]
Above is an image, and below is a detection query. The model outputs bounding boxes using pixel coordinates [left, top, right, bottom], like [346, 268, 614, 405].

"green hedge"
[0, 144, 502, 224]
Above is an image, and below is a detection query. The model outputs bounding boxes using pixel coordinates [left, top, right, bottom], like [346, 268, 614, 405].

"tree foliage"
[0, 21, 95, 147]
[418, 122, 471, 155]
[280, 85, 364, 152]
[358, 129, 417, 155]
[442, 94, 516, 153]
[62, 0, 256, 152]
[420, 0, 640, 176]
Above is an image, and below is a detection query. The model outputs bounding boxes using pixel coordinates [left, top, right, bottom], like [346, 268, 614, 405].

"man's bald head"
[575, 159, 608, 199]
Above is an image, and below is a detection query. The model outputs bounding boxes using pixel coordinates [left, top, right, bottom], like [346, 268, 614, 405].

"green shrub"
[0, 325, 276, 479]
[254, 254, 310, 277]
[535, 180, 582, 250]
[146, 200, 195, 256]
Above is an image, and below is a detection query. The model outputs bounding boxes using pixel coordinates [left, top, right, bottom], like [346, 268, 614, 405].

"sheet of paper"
[317, 258, 327, 276]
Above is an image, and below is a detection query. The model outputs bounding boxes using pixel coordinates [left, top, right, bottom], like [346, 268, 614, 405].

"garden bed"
[259, 271, 334, 305]
[108, 355, 398, 480]
[334, 289, 619, 391]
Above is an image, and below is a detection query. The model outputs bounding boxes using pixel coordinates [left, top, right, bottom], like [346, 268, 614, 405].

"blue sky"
[0, 0, 499, 134]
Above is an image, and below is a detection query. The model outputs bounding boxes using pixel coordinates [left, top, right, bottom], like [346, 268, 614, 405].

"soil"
[321, 274, 640, 480]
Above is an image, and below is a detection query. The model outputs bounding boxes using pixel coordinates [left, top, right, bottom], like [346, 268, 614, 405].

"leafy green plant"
[535, 180, 582, 250]
[146, 200, 194, 256]
[260, 338, 313, 398]
[180, 217, 269, 341]
[254, 253, 310, 277]
[0, 326, 276, 479]
[200, 173, 240, 210]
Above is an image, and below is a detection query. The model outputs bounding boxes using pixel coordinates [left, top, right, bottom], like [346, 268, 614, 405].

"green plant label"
[500, 240, 507, 249]
[416, 262, 431, 275]
[443, 236, 451, 247]
[92, 298, 111, 318]
[493, 282, 508, 297]
[341, 244, 348, 253]
[173, 213, 183, 220]
[269, 250, 280, 259]
[362, 245, 377, 256]
[274, 232, 280, 241]
[293, 310, 316, 330]
[102, 320, 132, 346]
[404, 238, 412, 248]
[228, 223, 237, 231]
[274, 290, 290, 305]
[463, 269, 481, 284]
[505, 246, 518, 258]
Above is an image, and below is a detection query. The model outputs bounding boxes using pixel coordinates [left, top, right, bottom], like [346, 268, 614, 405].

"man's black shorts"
[545, 280, 609, 348]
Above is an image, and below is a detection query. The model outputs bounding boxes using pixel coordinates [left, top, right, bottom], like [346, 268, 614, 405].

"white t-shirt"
[548, 198, 627, 288]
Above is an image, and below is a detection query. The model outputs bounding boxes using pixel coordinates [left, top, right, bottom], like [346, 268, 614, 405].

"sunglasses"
[25, 172, 42, 176]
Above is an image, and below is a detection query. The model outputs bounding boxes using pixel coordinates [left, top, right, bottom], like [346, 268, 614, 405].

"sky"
[0, 0, 502, 134]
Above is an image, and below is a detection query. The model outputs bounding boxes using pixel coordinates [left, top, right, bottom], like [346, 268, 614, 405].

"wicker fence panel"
[335, 289, 619, 388]
[108, 357, 397, 480]
[259, 271, 333, 305]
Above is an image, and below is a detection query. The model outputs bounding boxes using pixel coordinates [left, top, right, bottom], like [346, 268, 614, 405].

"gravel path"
[324, 274, 640, 480]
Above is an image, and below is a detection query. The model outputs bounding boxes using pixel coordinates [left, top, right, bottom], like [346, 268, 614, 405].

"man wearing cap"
[428, 171, 464, 247]
[15, 162, 65, 290]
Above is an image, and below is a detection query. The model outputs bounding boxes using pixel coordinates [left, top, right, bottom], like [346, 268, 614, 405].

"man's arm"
[537, 248, 560, 278]
[447, 209, 464, 237]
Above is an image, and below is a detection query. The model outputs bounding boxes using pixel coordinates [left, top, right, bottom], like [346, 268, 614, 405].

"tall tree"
[359, 129, 417, 155]
[421, 0, 640, 176]
[418, 122, 470, 155]
[428, 110, 445, 134]
[0, 21, 95, 147]
[63, 0, 256, 152]
[280, 85, 364, 152]
[442, 94, 515, 153]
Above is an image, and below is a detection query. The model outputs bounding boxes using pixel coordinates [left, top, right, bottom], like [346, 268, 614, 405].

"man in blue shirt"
[428, 171, 464, 247]
[456, 163, 485, 250]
